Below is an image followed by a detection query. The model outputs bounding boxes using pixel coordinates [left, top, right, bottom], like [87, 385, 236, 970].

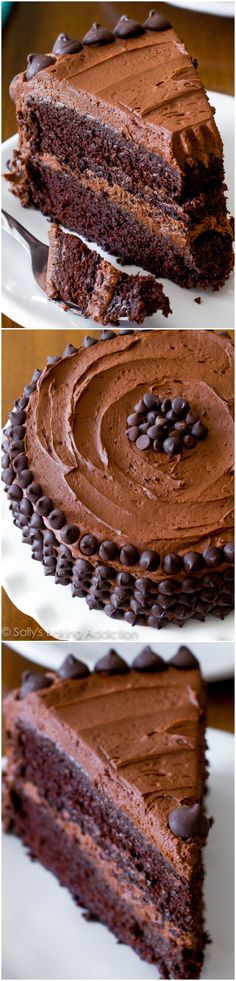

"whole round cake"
[2, 329, 234, 628]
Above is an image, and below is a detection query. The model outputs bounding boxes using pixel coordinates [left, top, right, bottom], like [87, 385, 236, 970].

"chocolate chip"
[203, 547, 223, 568]
[19, 671, 53, 699]
[1, 453, 10, 469]
[79, 534, 98, 554]
[170, 646, 199, 669]
[119, 544, 139, 566]
[2, 467, 14, 485]
[44, 530, 58, 546]
[30, 369, 42, 384]
[139, 550, 160, 571]
[223, 542, 234, 564]
[185, 411, 198, 425]
[44, 556, 56, 568]
[47, 355, 61, 365]
[165, 409, 177, 424]
[13, 453, 28, 472]
[168, 803, 209, 840]
[162, 553, 182, 574]
[191, 420, 208, 439]
[9, 409, 26, 426]
[52, 33, 83, 55]
[30, 513, 44, 529]
[83, 22, 115, 44]
[9, 439, 24, 457]
[132, 646, 167, 671]
[100, 330, 117, 339]
[94, 650, 129, 673]
[134, 399, 145, 412]
[26, 482, 42, 502]
[172, 398, 189, 418]
[17, 469, 34, 488]
[74, 557, 93, 574]
[174, 421, 189, 434]
[62, 344, 78, 357]
[136, 434, 151, 450]
[82, 336, 98, 348]
[183, 552, 204, 573]
[149, 604, 166, 619]
[7, 484, 23, 501]
[24, 383, 36, 396]
[48, 509, 66, 530]
[183, 435, 196, 449]
[60, 525, 80, 545]
[158, 579, 177, 595]
[124, 610, 137, 625]
[9, 425, 25, 439]
[163, 435, 181, 455]
[158, 594, 175, 610]
[58, 654, 90, 679]
[114, 15, 145, 38]
[143, 393, 160, 409]
[35, 496, 53, 516]
[116, 571, 134, 587]
[127, 412, 143, 426]
[96, 565, 116, 581]
[143, 10, 171, 31]
[127, 426, 140, 442]
[98, 541, 118, 561]
[26, 53, 56, 81]
[147, 423, 165, 439]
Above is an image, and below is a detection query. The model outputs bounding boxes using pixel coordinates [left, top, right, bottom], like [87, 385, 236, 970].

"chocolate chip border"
[10, 14, 173, 91]
[2, 330, 234, 629]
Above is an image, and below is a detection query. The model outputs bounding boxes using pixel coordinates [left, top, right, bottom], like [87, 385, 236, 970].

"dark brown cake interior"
[4, 651, 209, 980]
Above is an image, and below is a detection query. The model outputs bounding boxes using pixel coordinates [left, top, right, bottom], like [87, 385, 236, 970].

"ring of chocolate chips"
[10, 10, 172, 90]
[2, 333, 233, 587]
[126, 393, 208, 455]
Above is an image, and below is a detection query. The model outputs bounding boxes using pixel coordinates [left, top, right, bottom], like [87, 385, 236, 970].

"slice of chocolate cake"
[3, 647, 210, 980]
[8, 13, 233, 290]
[46, 224, 170, 323]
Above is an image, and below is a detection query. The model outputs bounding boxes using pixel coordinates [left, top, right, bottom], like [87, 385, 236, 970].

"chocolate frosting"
[11, 26, 222, 172]
[5, 657, 207, 880]
[23, 331, 233, 572]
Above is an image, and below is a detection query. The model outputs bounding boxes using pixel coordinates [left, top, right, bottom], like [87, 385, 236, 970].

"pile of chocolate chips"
[126, 394, 208, 455]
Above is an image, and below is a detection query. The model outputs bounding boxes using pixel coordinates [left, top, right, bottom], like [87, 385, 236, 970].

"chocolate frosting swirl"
[24, 331, 233, 570]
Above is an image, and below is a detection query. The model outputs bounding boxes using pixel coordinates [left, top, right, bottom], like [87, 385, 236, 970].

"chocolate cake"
[46, 224, 170, 324]
[3, 646, 210, 979]
[8, 12, 233, 291]
[2, 329, 234, 629]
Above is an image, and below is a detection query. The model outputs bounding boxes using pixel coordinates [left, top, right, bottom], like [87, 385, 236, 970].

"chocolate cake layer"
[26, 158, 232, 290]
[8, 16, 233, 290]
[2, 330, 234, 628]
[46, 224, 170, 323]
[4, 650, 209, 979]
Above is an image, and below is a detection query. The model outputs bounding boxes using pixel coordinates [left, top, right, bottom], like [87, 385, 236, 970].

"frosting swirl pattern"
[24, 330, 233, 565]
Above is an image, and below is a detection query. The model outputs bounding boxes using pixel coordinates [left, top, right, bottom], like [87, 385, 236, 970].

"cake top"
[5, 645, 209, 882]
[10, 11, 222, 171]
[22, 329, 233, 571]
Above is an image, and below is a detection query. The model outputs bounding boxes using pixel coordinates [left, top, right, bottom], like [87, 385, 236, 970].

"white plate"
[2, 728, 234, 981]
[169, 1, 234, 15]
[1, 92, 234, 331]
[2, 486, 234, 644]
[5, 640, 235, 682]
